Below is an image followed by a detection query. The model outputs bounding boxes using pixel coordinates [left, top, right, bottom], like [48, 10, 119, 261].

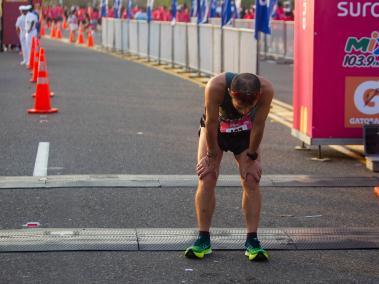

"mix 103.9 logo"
[343, 31, 379, 68]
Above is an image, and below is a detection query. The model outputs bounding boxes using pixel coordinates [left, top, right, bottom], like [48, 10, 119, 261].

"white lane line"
[33, 142, 50, 177]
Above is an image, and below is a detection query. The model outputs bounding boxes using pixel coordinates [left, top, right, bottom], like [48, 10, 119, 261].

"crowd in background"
[39, 0, 294, 33]
[11, 0, 294, 61]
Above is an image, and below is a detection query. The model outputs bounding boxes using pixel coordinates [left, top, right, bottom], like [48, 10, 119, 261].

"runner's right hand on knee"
[196, 156, 217, 180]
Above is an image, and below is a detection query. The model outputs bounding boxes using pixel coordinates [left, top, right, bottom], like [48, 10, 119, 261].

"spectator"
[68, 7, 78, 33]
[15, 5, 28, 64]
[273, 1, 285, 20]
[91, 8, 100, 30]
[24, 5, 38, 66]
[135, 7, 147, 21]
[178, 5, 190, 22]
[107, 6, 114, 18]
[243, 9, 254, 19]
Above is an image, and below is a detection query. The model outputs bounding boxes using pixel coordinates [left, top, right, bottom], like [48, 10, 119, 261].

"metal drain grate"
[0, 228, 377, 252]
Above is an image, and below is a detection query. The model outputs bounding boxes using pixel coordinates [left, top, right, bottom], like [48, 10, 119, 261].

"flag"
[210, 0, 217, 18]
[127, 0, 133, 19]
[101, 0, 108, 17]
[114, 0, 121, 18]
[221, 0, 232, 26]
[191, 0, 196, 17]
[147, 0, 154, 22]
[196, 0, 201, 24]
[171, 0, 177, 25]
[197, 0, 208, 23]
[233, 0, 240, 19]
[202, 0, 209, 23]
[254, 0, 277, 39]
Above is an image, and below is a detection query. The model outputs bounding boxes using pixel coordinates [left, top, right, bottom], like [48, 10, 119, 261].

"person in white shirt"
[24, 5, 38, 67]
[15, 6, 28, 64]
[68, 7, 78, 33]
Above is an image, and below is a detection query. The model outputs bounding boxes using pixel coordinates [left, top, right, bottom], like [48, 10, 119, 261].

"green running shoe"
[185, 238, 212, 259]
[244, 239, 269, 261]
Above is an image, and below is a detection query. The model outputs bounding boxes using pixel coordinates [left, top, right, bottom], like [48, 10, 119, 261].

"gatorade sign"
[345, 77, 379, 127]
[293, 0, 379, 144]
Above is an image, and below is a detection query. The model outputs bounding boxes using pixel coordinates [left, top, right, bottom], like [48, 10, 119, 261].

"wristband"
[247, 152, 258, 161]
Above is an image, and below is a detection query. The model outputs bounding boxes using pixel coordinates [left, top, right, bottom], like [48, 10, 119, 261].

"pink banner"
[293, 0, 379, 143]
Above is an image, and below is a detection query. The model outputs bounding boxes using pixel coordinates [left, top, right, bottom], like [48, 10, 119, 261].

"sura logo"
[354, 81, 379, 115]
[337, 1, 379, 17]
[345, 31, 379, 56]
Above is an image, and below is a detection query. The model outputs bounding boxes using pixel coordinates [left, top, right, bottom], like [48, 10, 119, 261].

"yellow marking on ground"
[44, 35, 367, 164]
[329, 145, 365, 163]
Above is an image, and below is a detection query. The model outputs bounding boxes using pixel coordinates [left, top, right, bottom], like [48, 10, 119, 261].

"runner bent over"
[185, 72, 274, 261]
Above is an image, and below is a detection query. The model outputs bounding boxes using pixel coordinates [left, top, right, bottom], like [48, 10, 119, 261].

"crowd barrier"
[103, 18, 263, 76]
[208, 18, 294, 61]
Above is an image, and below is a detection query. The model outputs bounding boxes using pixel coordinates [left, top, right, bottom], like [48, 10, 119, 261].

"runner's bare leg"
[195, 128, 223, 231]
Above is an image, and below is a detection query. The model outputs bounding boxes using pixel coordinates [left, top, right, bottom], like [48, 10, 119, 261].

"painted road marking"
[33, 142, 50, 177]
[0, 175, 377, 189]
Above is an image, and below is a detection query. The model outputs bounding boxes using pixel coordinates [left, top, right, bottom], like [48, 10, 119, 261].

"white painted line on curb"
[33, 142, 50, 177]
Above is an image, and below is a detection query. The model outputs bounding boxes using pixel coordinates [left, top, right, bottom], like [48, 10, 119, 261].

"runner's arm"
[204, 77, 223, 157]
[248, 79, 274, 154]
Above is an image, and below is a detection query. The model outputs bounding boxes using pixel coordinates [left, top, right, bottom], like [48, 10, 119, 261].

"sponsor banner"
[345, 77, 379, 128]
[293, 0, 379, 140]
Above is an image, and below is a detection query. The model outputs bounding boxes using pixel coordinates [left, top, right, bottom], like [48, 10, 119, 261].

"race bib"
[219, 116, 253, 133]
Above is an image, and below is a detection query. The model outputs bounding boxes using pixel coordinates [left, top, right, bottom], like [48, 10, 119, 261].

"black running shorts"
[199, 116, 250, 155]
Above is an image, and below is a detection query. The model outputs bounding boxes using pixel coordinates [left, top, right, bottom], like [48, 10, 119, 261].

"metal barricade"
[223, 27, 240, 73]
[212, 26, 222, 74]
[174, 23, 187, 68]
[266, 20, 286, 59]
[129, 20, 138, 55]
[239, 29, 257, 74]
[101, 18, 108, 48]
[209, 18, 221, 26]
[114, 19, 122, 52]
[159, 22, 172, 64]
[234, 19, 254, 29]
[199, 24, 214, 75]
[187, 23, 198, 71]
[285, 21, 294, 60]
[150, 22, 160, 61]
[122, 20, 129, 53]
[138, 21, 148, 57]
[101, 18, 293, 75]
[107, 18, 115, 50]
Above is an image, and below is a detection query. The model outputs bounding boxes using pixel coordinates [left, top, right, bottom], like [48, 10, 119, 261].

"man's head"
[229, 73, 261, 114]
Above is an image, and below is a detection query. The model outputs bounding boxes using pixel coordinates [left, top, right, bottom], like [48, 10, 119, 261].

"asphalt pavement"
[0, 37, 378, 283]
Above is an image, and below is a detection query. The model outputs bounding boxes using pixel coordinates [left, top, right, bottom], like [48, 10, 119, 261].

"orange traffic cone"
[50, 22, 56, 38]
[62, 17, 68, 30]
[374, 187, 379, 197]
[30, 38, 39, 74]
[28, 48, 58, 114]
[32, 46, 54, 97]
[69, 29, 75, 43]
[87, 31, 94, 47]
[40, 20, 46, 36]
[56, 23, 62, 39]
[30, 41, 40, 82]
[28, 37, 35, 70]
[77, 24, 84, 44]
